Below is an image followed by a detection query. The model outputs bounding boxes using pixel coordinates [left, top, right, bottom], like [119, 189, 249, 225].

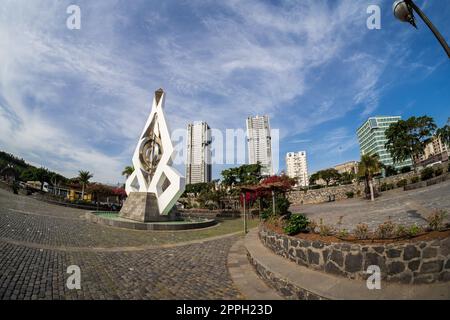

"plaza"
[1, 177, 449, 300]
[0, 188, 257, 300]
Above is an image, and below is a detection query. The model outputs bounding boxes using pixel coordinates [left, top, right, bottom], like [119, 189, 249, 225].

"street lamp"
[393, 0, 450, 58]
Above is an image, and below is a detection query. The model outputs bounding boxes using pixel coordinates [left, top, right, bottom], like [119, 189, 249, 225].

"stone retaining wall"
[288, 184, 364, 205]
[259, 225, 450, 284]
[288, 163, 449, 205]
[247, 253, 326, 300]
[377, 171, 416, 186]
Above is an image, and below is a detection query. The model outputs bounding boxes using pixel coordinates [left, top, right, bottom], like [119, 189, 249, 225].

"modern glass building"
[357, 116, 412, 169]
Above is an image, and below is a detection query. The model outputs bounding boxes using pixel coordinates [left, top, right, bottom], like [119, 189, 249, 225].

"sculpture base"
[119, 192, 180, 222]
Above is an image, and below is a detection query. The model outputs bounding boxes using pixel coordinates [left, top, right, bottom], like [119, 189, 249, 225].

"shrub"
[309, 219, 318, 233]
[11, 181, 19, 194]
[260, 209, 271, 221]
[345, 191, 354, 199]
[375, 221, 396, 239]
[283, 214, 310, 235]
[354, 223, 369, 240]
[395, 225, 408, 238]
[434, 167, 443, 177]
[410, 176, 420, 184]
[266, 214, 282, 228]
[421, 167, 434, 181]
[397, 179, 407, 188]
[276, 197, 291, 215]
[385, 166, 398, 177]
[406, 224, 422, 238]
[337, 229, 349, 239]
[426, 210, 447, 231]
[400, 166, 411, 174]
[319, 223, 334, 236]
[381, 183, 395, 191]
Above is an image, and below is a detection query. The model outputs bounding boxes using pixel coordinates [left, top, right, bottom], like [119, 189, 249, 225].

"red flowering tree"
[261, 175, 295, 193]
[112, 187, 127, 197]
[239, 174, 295, 210]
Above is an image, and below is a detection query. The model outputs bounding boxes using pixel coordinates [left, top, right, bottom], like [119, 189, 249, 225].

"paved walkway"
[228, 238, 283, 300]
[290, 180, 450, 232]
[0, 189, 249, 300]
[245, 229, 450, 300]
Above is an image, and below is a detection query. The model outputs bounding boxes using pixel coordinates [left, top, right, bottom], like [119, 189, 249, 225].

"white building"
[286, 151, 309, 187]
[186, 122, 212, 184]
[246, 115, 273, 176]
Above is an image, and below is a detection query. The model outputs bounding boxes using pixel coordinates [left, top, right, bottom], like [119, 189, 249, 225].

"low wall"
[259, 225, 450, 285]
[179, 209, 241, 219]
[377, 171, 416, 186]
[288, 184, 364, 205]
[85, 212, 217, 230]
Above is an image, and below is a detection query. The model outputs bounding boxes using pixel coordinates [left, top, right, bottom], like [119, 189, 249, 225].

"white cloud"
[1, 0, 442, 181]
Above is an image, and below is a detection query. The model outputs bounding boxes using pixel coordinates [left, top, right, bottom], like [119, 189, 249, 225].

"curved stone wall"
[259, 225, 450, 284]
[86, 212, 217, 230]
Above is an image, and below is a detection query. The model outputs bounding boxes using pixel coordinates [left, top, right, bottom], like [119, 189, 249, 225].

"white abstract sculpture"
[124, 88, 185, 217]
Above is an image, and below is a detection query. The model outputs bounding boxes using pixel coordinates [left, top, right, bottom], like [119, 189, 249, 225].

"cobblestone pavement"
[0, 189, 246, 299]
[290, 180, 450, 232]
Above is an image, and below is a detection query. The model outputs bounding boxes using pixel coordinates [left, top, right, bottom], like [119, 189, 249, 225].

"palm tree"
[78, 170, 93, 200]
[122, 166, 134, 178]
[358, 154, 381, 202]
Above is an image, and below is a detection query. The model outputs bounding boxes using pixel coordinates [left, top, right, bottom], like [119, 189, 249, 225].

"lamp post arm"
[406, 0, 450, 58]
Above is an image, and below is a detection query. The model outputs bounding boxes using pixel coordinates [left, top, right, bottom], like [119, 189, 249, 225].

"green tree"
[309, 169, 340, 187]
[309, 172, 321, 185]
[122, 165, 134, 178]
[221, 162, 262, 189]
[239, 163, 263, 185]
[436, 122, 450, 148]
[339, 172, 356, 185]
[87, 183, 114, 210]
[382, 164, 398, 177]
[385, 116, 437, 171]
[358, 154, 381, 202]
[320, 168, 341, 186]
[184, 183, 211, 197]
[78, 170, 93, 200]
[34, 167, 50, 191]
[20, 167, 37, 182]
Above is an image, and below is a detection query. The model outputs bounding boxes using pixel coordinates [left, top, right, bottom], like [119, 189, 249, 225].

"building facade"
[286, 151, 309, 187]
[246, 115, 273, 176]
[333, 161, 359, 175]
[186, 122, 212, 184]
[415, 136, 449, 167]
[357, 116, 412, 169]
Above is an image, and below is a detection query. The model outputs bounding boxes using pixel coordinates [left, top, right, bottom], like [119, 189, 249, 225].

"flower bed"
[259, 223, 450, 284]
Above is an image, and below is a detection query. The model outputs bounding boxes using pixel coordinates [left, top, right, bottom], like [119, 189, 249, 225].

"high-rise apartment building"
[286, 151, 309, 187]
[186, 122, 212, 184]
[333, 161, 359, 175]
[415, 135, 449, 166]
[357, 116, 412, 169]
[246, 115, 273, 176]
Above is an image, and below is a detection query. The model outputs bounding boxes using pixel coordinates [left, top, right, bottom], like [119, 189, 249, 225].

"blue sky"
[0, 0, 449, 184]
